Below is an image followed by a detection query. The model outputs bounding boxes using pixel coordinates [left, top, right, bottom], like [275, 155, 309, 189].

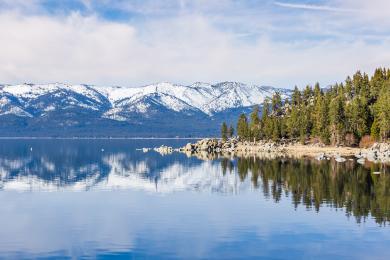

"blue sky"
[0, 0, 389, 88]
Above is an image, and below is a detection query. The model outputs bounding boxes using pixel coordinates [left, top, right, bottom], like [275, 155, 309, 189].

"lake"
[0, 139, 389, 259]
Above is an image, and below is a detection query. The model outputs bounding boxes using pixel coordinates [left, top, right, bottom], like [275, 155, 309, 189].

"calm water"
[0, 139, 389, 259]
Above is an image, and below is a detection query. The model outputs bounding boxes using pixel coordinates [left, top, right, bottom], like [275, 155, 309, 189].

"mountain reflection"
[0, 139, 388, 224]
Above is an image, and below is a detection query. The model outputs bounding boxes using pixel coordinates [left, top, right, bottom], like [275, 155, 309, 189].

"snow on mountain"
[2, 83, 104, 102]
[0, 81, 290, 117]
[95, 81, 291, 116]
[204, 82, 292, 113]
[114, 92, 200, 113]
[0, 92, 32, 117]
[0, 83, 110, 115]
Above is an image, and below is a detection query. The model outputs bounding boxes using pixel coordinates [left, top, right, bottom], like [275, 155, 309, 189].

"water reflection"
[221, 157, 390, 225]
[0, 139, 389, 225]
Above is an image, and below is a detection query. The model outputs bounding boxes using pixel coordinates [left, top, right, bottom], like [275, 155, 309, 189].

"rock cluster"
[148, 138, 390, 165]
[182, 138, 287, 154]
[235, 140, 286, 153]
[355, 143, 390, 163]
[183, 138, 238, 153]
[154, 145, 173, 155]
[314, 153, 348, 162]
[314, 142, 390, 164]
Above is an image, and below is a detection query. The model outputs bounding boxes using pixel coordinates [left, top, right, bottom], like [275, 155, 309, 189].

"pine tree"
[312, 84, 323, 137]
[314, 82, 321, 98]
[221, 122, 228, 141]
[371, 118, 380, 140]
[314, 95, 329, 143]
[345, 76, 353, 99]
[361, 73, 370, 100]
[250, 106, 260, 141]
[231, 67, 389, 145]
[303, 85, 313, 106]
[280, 116, 287, 138]
[287, 104, 300, 138]
[373, 87, 390, 140]
[298, 105, 310, 144]
[261, 98, 273, 139]
[352, 71, 363, 95]
[329, 95, 346, 145]
[228, 124, 235, 138]
[321, 96, 331, 144]
[370, 68, 386, 101]
[349, 96, 369, 139]
[272, 118, 280, 141]
[291, 86, 301, 106]
[237, 114, 249, 140]
[271, 92, 282, 115]
[250, 105, 260, 126]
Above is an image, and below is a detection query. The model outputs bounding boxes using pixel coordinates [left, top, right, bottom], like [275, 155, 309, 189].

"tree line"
[222, 68, 390, 145]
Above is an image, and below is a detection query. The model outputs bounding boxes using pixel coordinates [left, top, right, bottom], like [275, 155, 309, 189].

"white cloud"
[275, 0, 390, 27]
[335, 0, 390, 25]
[0, 0, 42, 12]
[274, 1, 355, 13]
[0, 1, 389, 88]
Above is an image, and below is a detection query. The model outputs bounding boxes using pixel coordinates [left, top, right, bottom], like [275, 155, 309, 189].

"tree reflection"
[225, 156, 390, 225]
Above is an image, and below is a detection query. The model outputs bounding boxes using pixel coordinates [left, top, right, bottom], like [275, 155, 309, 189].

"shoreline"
[172, 138, 390, 163]
[237, 143, 361, 157]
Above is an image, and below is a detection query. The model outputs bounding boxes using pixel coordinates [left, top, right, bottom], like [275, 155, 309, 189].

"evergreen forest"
[222, 68, 390, 146]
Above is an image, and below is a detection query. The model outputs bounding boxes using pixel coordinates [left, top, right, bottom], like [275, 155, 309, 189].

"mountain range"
[0, 82, 291, 137]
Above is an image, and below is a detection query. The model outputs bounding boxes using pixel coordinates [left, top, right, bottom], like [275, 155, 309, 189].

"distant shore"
[0, 137, 204, 140]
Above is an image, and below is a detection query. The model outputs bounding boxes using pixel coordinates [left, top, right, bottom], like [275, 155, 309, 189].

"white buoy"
[30, 147, 33, 151]
[101, 148, 104, 152]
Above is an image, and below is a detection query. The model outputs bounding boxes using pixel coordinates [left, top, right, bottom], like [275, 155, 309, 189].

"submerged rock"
[315, 153, 326, 161]
[357, 158, 366, 165]
[335, 156, 347, 163]
[154, 145, 173, 155]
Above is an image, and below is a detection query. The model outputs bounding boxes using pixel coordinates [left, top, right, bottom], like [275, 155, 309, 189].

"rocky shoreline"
[149, 138, 390, 164]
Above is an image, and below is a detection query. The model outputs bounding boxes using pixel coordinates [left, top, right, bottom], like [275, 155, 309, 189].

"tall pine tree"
[250, 105, 260, 141]
[237, 114, 249, 140]
[221, 122, 228, 141]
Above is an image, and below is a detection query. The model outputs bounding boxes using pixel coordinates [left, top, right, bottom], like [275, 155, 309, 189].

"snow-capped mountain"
[0, 82, 291, 136]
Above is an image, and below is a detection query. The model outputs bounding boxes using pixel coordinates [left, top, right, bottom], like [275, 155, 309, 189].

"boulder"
[185, 143, 193, 151]
[357, 158, 365, 164]
[316, 153, 326, 161]
[335, 156, 346, 163]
